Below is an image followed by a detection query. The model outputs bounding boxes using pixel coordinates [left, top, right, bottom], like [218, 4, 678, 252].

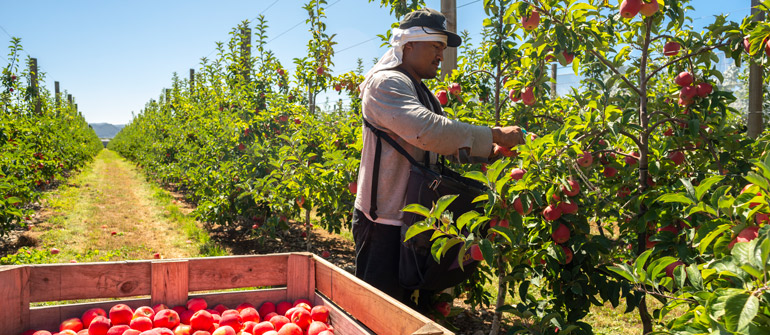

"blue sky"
[0, 0, 752, 124]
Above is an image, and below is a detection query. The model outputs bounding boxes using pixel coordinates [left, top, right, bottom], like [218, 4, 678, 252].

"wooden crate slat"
[0, 266, 30, 335]
[29, 297, 151, 332]
[188, 254, 289, 291]
[313, 292, 375, 335]
[189, 288, 288, 310]
[151, 260, 189, 307]
[316, 257, 452, 335]
[287, 253, 314, 302]
[28, 261, 151, 302]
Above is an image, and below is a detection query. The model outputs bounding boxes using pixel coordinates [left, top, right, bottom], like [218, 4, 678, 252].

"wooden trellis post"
[440, 0, 457, 79]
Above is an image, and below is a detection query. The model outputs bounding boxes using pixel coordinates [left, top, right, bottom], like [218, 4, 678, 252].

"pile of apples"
[22, 297, 333, 335]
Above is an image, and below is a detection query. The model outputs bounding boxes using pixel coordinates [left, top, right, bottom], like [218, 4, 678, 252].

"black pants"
[352, 209, 433, 313]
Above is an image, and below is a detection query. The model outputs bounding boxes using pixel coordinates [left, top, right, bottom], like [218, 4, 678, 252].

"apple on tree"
[520, 86, 535, 106]
[619, 0, 642, 18]
[448, 82, 461, 96]
[663, 41, 681, 56]
[510, 168, 526, 180]
[576, 152, 593, 167]
[435, 90, 448, 106]
[639, 0, 659, 17]
[521, 10, 540, 31]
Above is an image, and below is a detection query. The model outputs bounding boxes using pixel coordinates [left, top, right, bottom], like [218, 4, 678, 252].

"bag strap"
[364, 67, 443, 221]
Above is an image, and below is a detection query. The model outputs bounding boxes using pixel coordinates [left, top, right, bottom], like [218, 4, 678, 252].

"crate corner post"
[151, 259, 190, 308]
[0, 265, 31, 334]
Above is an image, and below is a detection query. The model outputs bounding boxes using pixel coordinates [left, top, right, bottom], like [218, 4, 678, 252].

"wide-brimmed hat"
[399, 8, 461, 47]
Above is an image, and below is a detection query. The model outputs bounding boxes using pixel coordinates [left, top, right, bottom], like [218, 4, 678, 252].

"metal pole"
[441, 0, 457, 79]
[551, 63, 557, 98]
[748, 0, 764, 138]
[55, 81, 60, 106]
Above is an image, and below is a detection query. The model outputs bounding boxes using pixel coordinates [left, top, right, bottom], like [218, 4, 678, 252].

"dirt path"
[22, 149, 207, 262]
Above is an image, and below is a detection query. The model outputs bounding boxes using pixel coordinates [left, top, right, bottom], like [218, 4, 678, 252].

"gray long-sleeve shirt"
[353, 69, 494, 226]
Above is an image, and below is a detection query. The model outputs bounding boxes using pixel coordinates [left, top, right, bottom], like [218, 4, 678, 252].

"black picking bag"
[398, 162, 485, 291]
[364, 67, 486, 292]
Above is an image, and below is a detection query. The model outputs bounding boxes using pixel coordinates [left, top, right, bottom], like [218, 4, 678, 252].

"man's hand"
[491, 126, 526, 148]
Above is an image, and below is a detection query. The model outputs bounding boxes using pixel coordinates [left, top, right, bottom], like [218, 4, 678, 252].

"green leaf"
[686, 263, 703, 290]
[456, 211, 480, 231]
[440, 237, 463, 258]
[698, 224, 732, 254]
[724, 293, 759, 332]
[695, 175, 724, 201]
[402, 203, 430, 218]
[463, 170, 488, 185]
[634, 249, 653, 280]
[681, 178, 696, 200]
[744, 172, 770, 193]
[432, 194, 458, 219]
[655, 193, 694, 205]
[404, 222, 432, 242]
[479, 238, 494, 264]
[608, 264, 637, 283]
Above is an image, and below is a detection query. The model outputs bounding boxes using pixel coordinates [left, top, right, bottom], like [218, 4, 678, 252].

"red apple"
[510, 168, 526, 180]
[669, 151, 685, 165]
[675, 72, 693, 87]
[88, 316, 111, 335]
[551, 223, 570, 243]
[509, 89, 521, 102]
[558, 201, 578, 215]
[191, 310, 214, 331]
[309, 305, 328, 323]
[348, 181, 357, 194]
[434, 301, 451, 317]
[50, 247, 60, 254]
[603, 166, 618, 178]
[521, 11, 540, 31]
[82, 308, 107, 328]
[513, 197, 531, 215]
[60, 318, 84, 333]
[639, 0, 659, 16]
[240, 307, 259, 323]
[664, 128, 674, 136]
[625, 152, 639, 165]
[765, 39, 770, 57]
[269, 315, 290, 331]
[665, 260, 685, 278]
[110, 304, 134, 325]
[105, 326, 130, 335]
[469, 244, 484, 261]
[154, 309, 181, 329]
[277, 322, 303, 335]
[680, 85, 697, 100]
[173, 325, 193, 335]
[435, 90, 448, 106]
[521, 86, 535, 106]
[620, 0, 642, 18]
[448, 83, 461, 96]
[153, 304, 169, 314]
[187, 298, 208, 312]
[560, 245, 573, 264]
[559, 52, 574, 66]
[542, 204, 562, 221]
[277, 68, 285, 76]
[153, 252, 161, 259]
[562, 179, 580, 197]
[577, 152, 593, 167]
[696, 82, 713, 97]
[289, 308, 312, 330]
[663, 41, 680, 57]
[251, 321, 275, 335]
[316, 67, 324, 75]
[307, 321, 328, 335]
[258, 302, 276, 318]
[321, 250, 331, 258]
[129, 316, 153, 332]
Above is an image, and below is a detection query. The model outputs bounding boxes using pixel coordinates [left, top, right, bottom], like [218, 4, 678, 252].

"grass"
[8, 149, 223, 265]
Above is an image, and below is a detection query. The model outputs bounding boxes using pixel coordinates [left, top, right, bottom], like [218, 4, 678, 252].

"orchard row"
[0, 38, 103, 237]
[110, 0, 770, 334]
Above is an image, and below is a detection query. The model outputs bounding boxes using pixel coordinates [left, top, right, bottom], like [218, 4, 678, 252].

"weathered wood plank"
[317, 257, 453, 335]
[287, 253, 314, 302]
[0, 266, 30, 335]
[28, 261, 151, 302]
[188, 254, 289, 291]
[314, 292, 375, 335]
[151, 260, 189, 307]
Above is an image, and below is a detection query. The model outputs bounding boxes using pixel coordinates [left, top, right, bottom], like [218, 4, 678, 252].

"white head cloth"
[358, 26, 448, 97]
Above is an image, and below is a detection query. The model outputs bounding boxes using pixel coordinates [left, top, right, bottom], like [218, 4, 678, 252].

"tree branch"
[646, 41, 731, 84]
[619, 130, 643, 149]
[588, 49, 642, 96]
[645, 118, 686, 138]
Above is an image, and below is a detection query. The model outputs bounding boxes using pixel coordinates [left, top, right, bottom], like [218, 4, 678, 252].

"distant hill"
[89, 123, 125, 139]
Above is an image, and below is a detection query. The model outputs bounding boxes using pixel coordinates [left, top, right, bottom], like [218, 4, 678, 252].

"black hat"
[399, 8, 462, 47]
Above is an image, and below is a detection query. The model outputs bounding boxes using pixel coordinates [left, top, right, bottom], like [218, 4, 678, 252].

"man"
[352, 8, 525, 310]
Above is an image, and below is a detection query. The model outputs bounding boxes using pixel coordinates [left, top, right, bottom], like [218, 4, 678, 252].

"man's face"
[403, 40, 446, 80]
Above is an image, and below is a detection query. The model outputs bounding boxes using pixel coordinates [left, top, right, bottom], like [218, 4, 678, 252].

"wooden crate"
[0, 252, 452, 335]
